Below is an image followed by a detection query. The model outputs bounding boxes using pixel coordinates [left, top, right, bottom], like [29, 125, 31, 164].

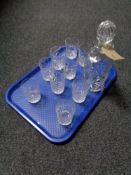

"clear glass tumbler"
[72, 77, 90, 103]
[39, 57, 53, 81]
[97, 20, 116, 47]
[90, 59, 112, 92]
[88, 43, 101, 63]
[65, 37, 79, 60]
[56, 99, 76, 126]
[64, 59, 77, 80]
[50, 46, 65, 70]
[21, 77, 41, 104]
[77, 49, 91, 68]
[50, 70, 65, 94]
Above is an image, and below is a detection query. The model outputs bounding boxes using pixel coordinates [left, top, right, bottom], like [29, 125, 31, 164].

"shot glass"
[90, 59, 112, 92]
[56, 99, 76, 126]
[72, 77, 90, 103]
[39, 57, 53, 81]
[64, 59, 77, 80]
[65, 37, 79, 60]
[50, 46, 65, 70]
[50, 70, 65, 94]
[21, 77, 41, 104]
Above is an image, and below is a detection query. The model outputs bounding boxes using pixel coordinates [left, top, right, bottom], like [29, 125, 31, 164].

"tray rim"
[5, 58, 117, 144]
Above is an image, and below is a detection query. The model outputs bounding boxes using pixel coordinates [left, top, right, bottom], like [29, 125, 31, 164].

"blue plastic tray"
[5, 47, 117, 143]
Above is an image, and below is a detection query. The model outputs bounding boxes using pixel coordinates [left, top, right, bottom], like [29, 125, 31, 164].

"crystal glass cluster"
[21, 20, 116, 125]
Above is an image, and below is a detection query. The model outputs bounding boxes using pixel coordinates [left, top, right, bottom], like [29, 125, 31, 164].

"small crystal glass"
[50, 70, 65, 94]
[88, 43, 101, 63]
[90, 59, 112, 92]
[64, 59, 77, 80]
[65, 37, 79, 60]
[83, 65, 94, 83]
[56, 99, 76, 126]
[21, 77, 41, 104]
[97, 20, 116, 47]
[72, 77, 90, 103]
[39, 57, 53, 81]
[50, 46, 65, 70]
[77, 49, 90, 68]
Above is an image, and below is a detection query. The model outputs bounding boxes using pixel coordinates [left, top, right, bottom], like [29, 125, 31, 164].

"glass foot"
[90, 82, 104, 92]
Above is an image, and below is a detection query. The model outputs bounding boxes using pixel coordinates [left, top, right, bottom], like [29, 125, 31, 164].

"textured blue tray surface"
[5, 48, 117, 143]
